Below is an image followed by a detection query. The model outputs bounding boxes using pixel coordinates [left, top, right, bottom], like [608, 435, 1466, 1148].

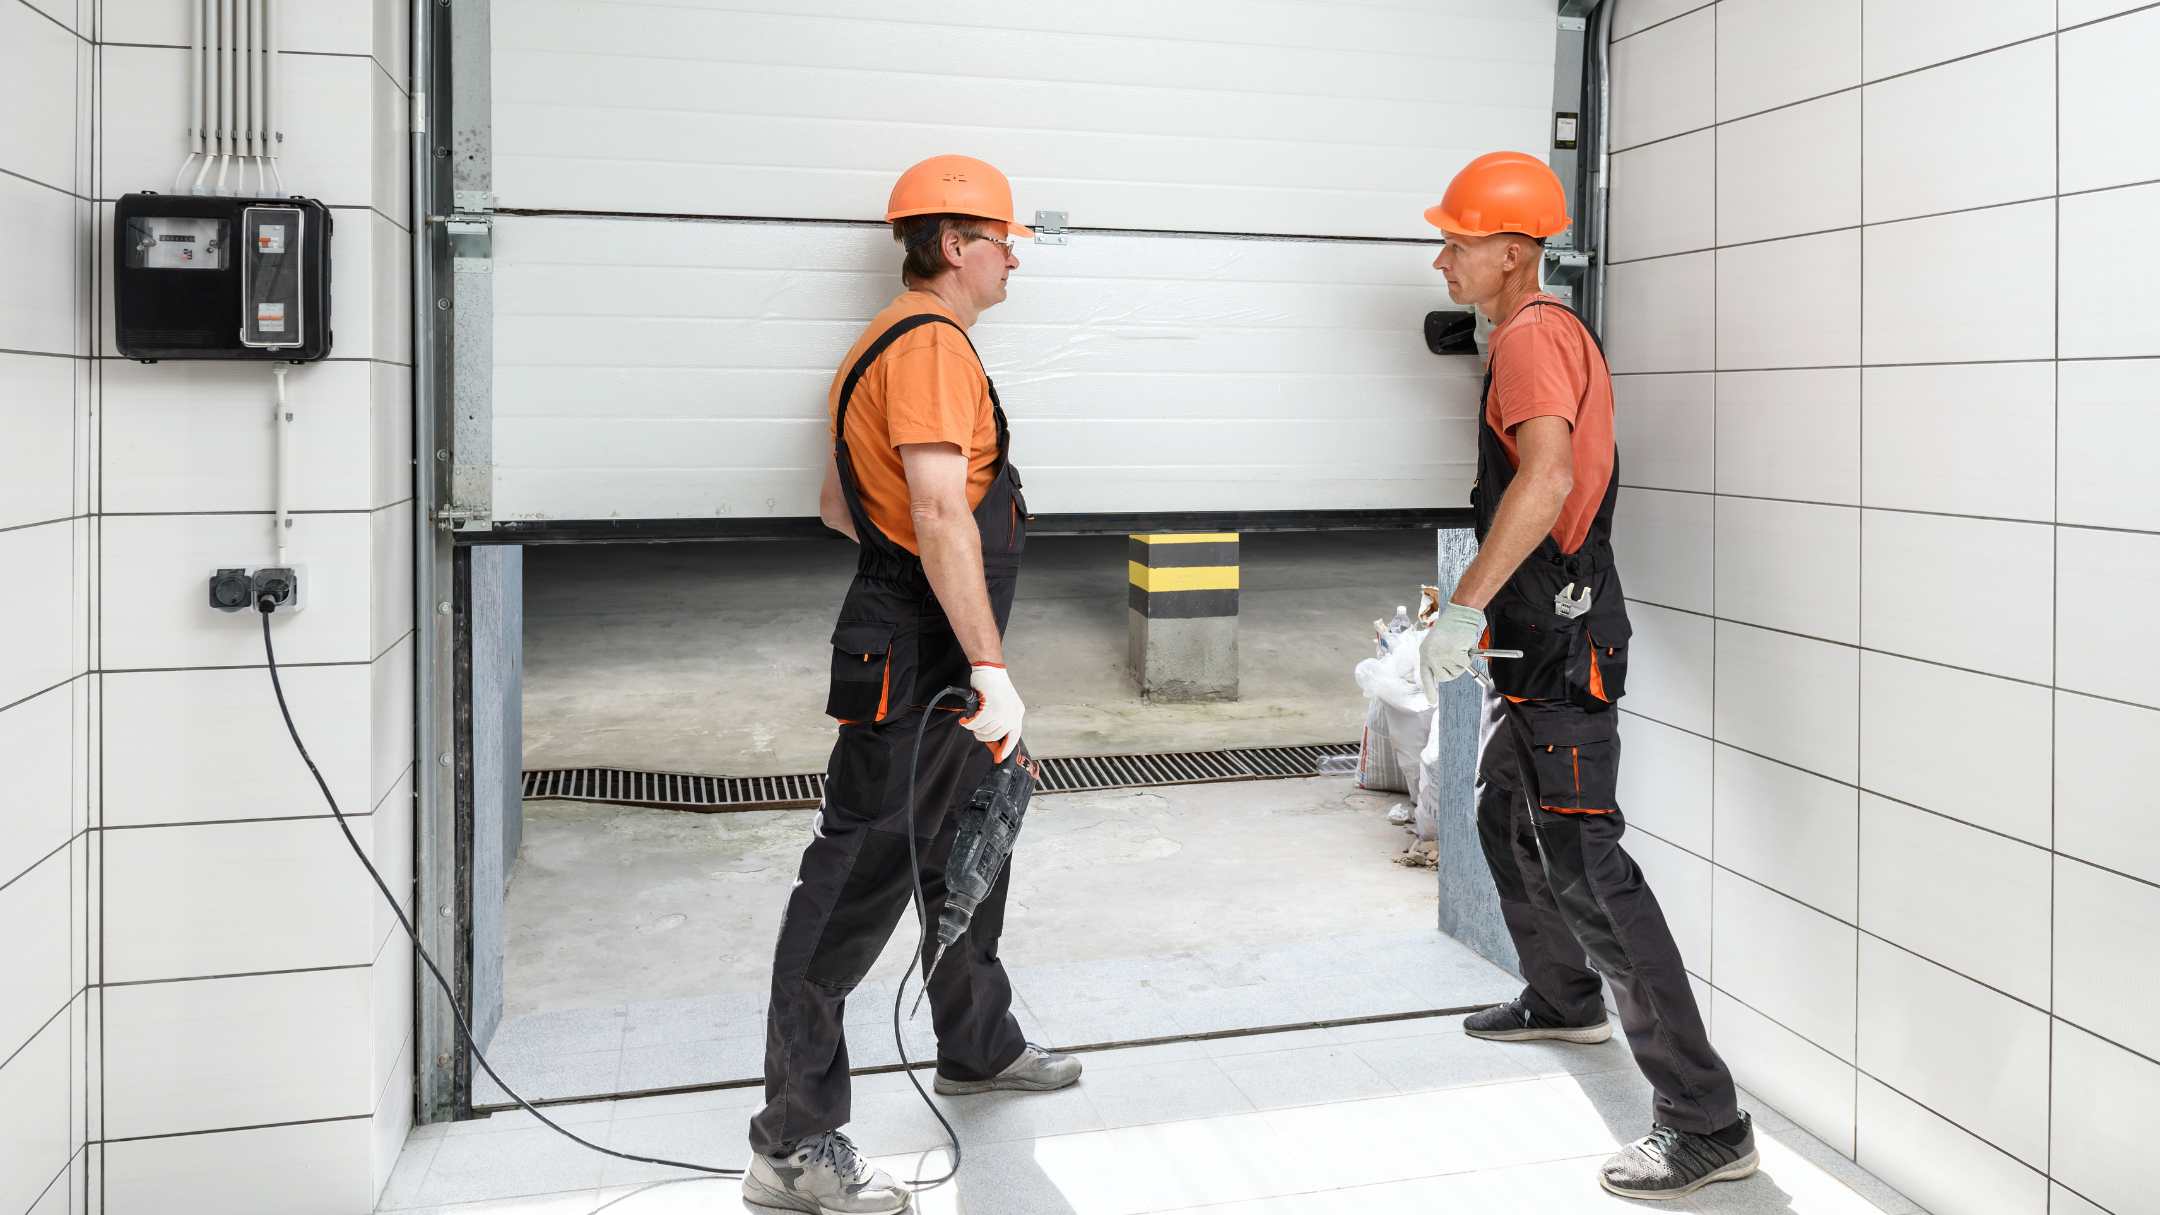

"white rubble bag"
[1353, 628, 1435, 808]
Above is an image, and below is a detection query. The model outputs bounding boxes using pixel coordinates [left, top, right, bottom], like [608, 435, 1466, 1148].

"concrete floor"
[390, 1018, 1917, 1214]
[521, 531, 1438, 775]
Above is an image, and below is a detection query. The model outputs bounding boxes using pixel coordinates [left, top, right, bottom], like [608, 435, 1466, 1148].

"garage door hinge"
[443, 214, 492, 261]
[1032, 210, 1069, 246]
[436, 504, 489, 530]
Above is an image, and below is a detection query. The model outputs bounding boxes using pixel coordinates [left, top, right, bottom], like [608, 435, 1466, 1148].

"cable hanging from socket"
[177, 0, 285, 196]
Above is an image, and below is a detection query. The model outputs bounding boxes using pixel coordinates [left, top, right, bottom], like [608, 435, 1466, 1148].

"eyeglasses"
[959, 231, 1017, 256]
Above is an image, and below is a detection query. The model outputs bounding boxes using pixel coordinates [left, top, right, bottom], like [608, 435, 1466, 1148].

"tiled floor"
[474, 929, 1519, 1106]
[400, 1014, 1916, 1214]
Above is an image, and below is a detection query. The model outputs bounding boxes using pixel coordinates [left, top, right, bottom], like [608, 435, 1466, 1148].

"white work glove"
[963, 663, 1025, 760]
[1417, 603, 1488, 704]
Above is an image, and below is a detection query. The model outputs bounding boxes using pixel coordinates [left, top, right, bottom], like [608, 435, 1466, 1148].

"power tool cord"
[261, 601, 980, 1176]
[894, 686, 973, 1188]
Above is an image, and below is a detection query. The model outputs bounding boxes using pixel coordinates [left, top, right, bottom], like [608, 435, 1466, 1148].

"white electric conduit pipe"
[266, 0, 284, 193]
[175, 0, 206, 191]
[221, 0, 238, 194]
[243, 0, 258, 193]
[274, 365, 291, 563]
[1591, 0, 1613, 334]
[193, 0, 219, 193]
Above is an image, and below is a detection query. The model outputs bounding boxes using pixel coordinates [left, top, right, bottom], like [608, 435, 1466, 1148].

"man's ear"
[942, 225, 970, 272]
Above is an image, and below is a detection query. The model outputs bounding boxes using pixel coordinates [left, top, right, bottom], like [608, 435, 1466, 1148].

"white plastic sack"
[1354, 629, 1434, 803]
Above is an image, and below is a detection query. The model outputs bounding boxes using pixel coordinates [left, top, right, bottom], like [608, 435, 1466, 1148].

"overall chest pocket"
[826, 621, 904, 723]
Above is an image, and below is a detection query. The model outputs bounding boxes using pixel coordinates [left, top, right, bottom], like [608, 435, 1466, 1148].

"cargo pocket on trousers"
[826, 621, 897, 723]
[1519, 704, 1621, 815]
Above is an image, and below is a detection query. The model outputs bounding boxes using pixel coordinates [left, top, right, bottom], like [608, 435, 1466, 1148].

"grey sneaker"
[742, 1131, 909, 1214]
[1463, 997, 1613, 1044]
[1599, 1113, 1759, 1201]
[933, 1042, 1083, 1095]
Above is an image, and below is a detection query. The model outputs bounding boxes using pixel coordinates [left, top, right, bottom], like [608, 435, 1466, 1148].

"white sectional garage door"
[486, 0, 1559, 525]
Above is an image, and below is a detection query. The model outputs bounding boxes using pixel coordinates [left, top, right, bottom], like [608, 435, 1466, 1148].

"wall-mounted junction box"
[115, 192, 334, 363]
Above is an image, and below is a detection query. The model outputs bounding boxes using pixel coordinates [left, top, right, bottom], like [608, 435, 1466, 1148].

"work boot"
[742, 1131, 909, 1214]
[1463, 996, 1612, 1043]
[1599, 1113, 1758, 1201]
[933, 1042, 1083, 1095]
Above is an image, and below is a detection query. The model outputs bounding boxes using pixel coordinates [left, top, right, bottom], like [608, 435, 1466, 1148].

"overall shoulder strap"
[833, 313, 971, 443]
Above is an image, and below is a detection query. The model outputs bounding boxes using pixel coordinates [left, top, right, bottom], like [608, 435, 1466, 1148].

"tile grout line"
[1854, 0, 1867, 1147]
[2048, 9, 2061, 1186]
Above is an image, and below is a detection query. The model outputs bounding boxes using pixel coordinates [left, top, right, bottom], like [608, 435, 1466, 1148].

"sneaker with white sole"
[933, 1042, 1082, 1095]
[1463, 997, 1612, 1044]
[742, 1131, 909, 1214]
[1599, 1113, 1759, 1201]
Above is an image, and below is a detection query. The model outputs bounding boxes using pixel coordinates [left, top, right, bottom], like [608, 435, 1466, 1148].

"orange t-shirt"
[828, 292, 999, 555]
[1485, 294, 1617, 555]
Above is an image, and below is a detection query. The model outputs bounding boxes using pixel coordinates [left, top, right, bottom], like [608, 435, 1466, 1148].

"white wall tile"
[1858, 938, 2050, 1167]
[2058, 527, 2160, 708]
[1613, 0, 1710, 41]
[1863, 41, 2054, 225]
[0, 522, 82, 708]
[1623, 829, 1711, 976]
[1615, 373, 1715, 493]
[1612, 488, 1711, 614]
[1716, 91, 1861, 248]
[2060, 360, 2160, 531]
[1860, 653, 2052, 846]
[104, 1118, 375, 1215]
[2063, 0, 2156, 25]
[1612, 7, 1714, 149]
[100, 666, 371, 827]
[1604, 253, 1715, 374]
[1862, 512, 2054, 684]
[2051, 1024, 2160, 1215]
[370, 923, 413, 1100]
[0, 851, 71, 1066]
[1617, 710, 1712, 856]
[371, 503, 413, 657]
[2060, 8, 2160, 194]
[98, 512, 374, 670]
[67, 834, 87, 997]
[371, 635, 416, 808]
[0, 355, 75, 531]
[0, 683, 76, 886]
[2056, 857, 2160, 1063]
[2049, 1184, 2109, 1215]
[1859, 796, 2051, 1006]
[1717, 0, 1862, 121]
[103, 968, 374, 1138]
[100, 361, 376, 515]
[99, 0, 376, 57]
[369, 212, 414, 364]
[101, 47, 378, 208]
[1717, 230, 1861, 370]
[1610, 130, 1715, 263]
[1715, 744, 1859, 920]
[1856, 1077, 2048, 1215]
[104, 819, 379, 982]
[372, 1038, 416, 1203]
[2062, 183, 2160, 359]
[1861, 362, 2054, 521]
[1864, 201, 2055, 365]
[1715, 622, 1859, 783]
[1623, 602, 1714, 737]
[2056, 692, 2160, 886]
[1715, 497, 1859, 642]
[0, 1014, 69, 1215]
[1712, 867, 1857, 1060]
[0, 0, 78, 193]
[371, 362, 414, 510]
[375, 0, 413, 90]
[1865, 0, 2055, 81]
[1712, 988, 1857, 1154]
[1715, 369, 1861, 504]
[370, 767, 414, 949]
[0, 176, 82, 356]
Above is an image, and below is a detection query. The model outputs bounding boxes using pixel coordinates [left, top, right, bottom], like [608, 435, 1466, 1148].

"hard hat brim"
[1424, 203, 1567, 240]
[884, 207, 1035, 240]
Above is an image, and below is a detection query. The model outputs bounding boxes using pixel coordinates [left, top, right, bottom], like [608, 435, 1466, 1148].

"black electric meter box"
[113, 192, 333, 363]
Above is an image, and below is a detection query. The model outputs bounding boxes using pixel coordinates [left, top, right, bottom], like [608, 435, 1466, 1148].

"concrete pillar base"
[1127, 532, 1240, 703]
[1128, 612, 1239, 703]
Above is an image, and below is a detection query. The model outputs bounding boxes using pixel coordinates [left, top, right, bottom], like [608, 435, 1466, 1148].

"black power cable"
[257, 601, 968, 1188]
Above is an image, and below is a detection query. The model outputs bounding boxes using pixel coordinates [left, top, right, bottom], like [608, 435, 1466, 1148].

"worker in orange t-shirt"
[1419, 153, 1752, 1202]
[745, 155, 1078, 1214]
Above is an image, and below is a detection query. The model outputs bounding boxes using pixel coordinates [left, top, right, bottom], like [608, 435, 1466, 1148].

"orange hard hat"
[886, 154, 1034, 238]
[1424, 151, 1570, 240]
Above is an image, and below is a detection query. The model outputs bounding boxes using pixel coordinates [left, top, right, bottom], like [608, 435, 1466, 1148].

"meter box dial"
[114, 192, 333, 362]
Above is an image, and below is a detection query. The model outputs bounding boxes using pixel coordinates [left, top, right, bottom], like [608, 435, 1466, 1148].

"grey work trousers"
[1476, 692, 1739, 1135]
[748, 709, 1028, 1155]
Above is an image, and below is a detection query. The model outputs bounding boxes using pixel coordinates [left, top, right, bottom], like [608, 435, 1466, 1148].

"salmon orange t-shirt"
[828, 292, 1000, 555]
[1485, 294, 1616, 555]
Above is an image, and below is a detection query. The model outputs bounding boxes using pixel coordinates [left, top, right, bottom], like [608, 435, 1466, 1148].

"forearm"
[1451, 474, 1569, 611]
[915, 513, 1004, 665]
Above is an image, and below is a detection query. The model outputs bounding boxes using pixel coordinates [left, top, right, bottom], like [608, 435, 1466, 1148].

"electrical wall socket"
[206, 565, 307, 614]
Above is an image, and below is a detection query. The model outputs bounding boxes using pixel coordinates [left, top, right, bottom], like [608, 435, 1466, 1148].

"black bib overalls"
[750, 314, 1031, 1155]
[1472, 300, 1739, 1137]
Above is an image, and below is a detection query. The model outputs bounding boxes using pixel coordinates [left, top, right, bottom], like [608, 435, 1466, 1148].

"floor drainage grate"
[523, 742, 1358, 812]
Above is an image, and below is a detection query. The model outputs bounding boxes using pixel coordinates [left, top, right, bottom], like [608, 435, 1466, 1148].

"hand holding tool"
[961, 663, 1024, 760]
[915, 688, 1038, 1014]
[1417, 602, 1490, 702]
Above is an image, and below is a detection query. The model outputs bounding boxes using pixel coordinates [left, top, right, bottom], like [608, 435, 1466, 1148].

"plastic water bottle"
[1387, 605, 1412, 636]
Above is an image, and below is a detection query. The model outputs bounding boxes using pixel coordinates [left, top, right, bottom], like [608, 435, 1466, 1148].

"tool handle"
[1471, 648, 1524, 660]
